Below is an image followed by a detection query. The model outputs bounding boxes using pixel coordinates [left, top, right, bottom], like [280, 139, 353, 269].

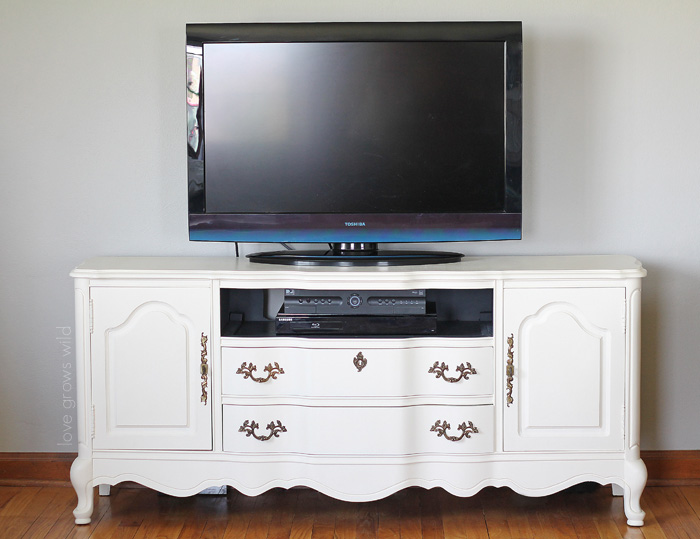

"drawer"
[222, 344, 494, 399]
[222, 404, 494, 455]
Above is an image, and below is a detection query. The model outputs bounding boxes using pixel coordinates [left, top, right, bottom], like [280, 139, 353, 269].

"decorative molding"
[1, 450, 700, 486]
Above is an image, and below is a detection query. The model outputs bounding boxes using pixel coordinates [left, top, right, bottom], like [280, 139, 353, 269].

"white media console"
[70, 255, 647, 525]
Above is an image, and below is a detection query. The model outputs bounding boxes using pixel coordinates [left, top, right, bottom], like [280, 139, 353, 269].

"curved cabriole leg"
[70, 454, 94, 525]
[624, 456, 647, 526]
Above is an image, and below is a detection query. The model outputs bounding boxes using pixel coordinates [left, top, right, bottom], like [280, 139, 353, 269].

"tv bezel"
[186, 21, 522, 248]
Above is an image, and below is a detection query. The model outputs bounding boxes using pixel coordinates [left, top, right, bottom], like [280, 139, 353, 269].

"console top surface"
[72, 255, 646, 282]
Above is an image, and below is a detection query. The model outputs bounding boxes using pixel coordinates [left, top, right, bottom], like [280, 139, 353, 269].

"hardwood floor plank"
[419, 488, 444, 539]
[532, 489, 579, 539]
[310, 493, 336, 539]
[129, 491, 189, 539]
[398, 489, 422, 539]
[109, 525, 144, 539]
[222, 490, 260, 539]
[332, 496, 359, 539]
[22, 486, 78, 538]
[245, 489, 284, 539]
[437, 489, 489, 539]
[354, 501, 377, 539]
[645, 486, 700, 537]
[501, 491, 542, 539]
[679, 485, 700, 518]
[176, 516, 207, 539]
[5, 484, 700, 538]
[479, 487, 513, 538]
[266, 489, 299, 539]
[134, 519, 186, 539]
[289, 489, 316, 539]
[86, 487, 151, 539]
[0, 516, 37, 537]
[375, 494, 401, 539]
[0, 487, 58, 537]
[0, 486, 21, 511]
[201, 518, 229, 539]
[568, 485, 618, 538]
[0, 485, 41, 516]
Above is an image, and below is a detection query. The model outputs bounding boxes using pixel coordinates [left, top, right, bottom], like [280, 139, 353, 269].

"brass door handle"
[200, 333, 209, 405]
[236, 362, 285, 383]
[428, 361, 477, 383]
[238, 420, 287, 441]
[506, 333, 514, 407]
[430, 420, 478, 441]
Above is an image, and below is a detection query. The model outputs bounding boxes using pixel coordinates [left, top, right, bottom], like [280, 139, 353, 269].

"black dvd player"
[277, 289, 435, 335]
[275, 289, 437, 335]
[283, 289, 426, 316]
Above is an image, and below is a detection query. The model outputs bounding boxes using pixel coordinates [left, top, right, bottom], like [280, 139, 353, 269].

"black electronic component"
[282, 289, 426, 316]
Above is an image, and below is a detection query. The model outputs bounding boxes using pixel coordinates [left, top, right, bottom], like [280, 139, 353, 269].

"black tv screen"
[187, 22, 522, 249]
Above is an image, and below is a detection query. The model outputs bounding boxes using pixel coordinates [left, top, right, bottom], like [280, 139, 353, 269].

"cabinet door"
[503, 287, 625, 452]
[91, 286, 212, 450]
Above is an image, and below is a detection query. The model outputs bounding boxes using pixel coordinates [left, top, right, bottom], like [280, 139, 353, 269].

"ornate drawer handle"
[428, 361, 477, 383]
[430, 420, 478, 441]
[200, 333, 208, 405]
[353, 351, 367, 372]
[506, 333, 514, 407]
[238, 419, 287, 441]
[236, 362, 285, 383]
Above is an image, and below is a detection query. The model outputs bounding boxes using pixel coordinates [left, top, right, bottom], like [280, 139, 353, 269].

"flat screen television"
[186, 22, 522, 265]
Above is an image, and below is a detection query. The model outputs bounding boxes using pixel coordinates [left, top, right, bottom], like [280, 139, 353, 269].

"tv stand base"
[248, 243, 464, 266]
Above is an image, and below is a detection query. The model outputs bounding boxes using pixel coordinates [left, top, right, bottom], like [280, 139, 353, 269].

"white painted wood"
[222, 342, 493, 399]
[71, 255, 646, 282]
[223, 404, 494, 455]
[90, 455, 629, 501]
[70, 281, 93, 525]
[70, 256, 646, 526]
[90, 287, 212, 450]
[503, 288, 626, 452]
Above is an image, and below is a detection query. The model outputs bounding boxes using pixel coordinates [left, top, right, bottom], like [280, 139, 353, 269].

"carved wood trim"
[2, 450, 700, 486]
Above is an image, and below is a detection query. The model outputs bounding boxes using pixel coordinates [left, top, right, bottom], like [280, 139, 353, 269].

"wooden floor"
[2, 483, 700, 538]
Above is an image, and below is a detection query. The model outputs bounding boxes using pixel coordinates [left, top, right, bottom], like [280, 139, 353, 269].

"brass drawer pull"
[428, 361, 477, 383]
[238, 420, 287, 441]
[430, 420, 478, 442]
[353, 351, 367, 372]
[200, 333, 209, 405]
[506, 333, 514, 407]
[236, 362, 285, 383]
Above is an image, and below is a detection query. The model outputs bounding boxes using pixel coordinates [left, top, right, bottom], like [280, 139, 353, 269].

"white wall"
[1, 0, 698, 451]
